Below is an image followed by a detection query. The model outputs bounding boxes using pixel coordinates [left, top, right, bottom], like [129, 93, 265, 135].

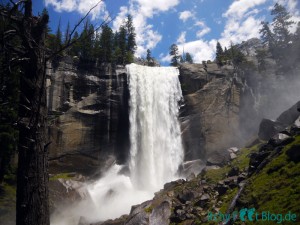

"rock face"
[46, 58, 129, 174]
[179, 62, 251, 163]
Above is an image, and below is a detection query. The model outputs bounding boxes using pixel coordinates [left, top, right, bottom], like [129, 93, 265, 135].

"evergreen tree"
[64, 21, 71, 45]
[99, 24, 113, 63]
[55, 19, 62, 53]
[69, 31, 80, 57]
[125, 14, 136, 63]
[180, 55, 184, 63]
[79, 20, 95, 65]
[118, 25, 127, 65]
[259, 21, 275, 47]
[146, 49, 154, 66]
[229, 43, 246, 68]
[271, 3, 294, 45]
[216, 41, 224, 66]
[185, 52, 193, 63]
[0, 6, 20, 182]
[169, 44, 180, 66]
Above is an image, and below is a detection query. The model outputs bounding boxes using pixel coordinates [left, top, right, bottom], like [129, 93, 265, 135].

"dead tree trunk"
[15, 1, 50, 225]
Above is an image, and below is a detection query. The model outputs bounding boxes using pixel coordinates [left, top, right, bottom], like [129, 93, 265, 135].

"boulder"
[195, 194, 210, 207]
[258, 119, 285, 141]
[276, 101, 300, 126]
[149, 201, 171, 225]
[49, 178, 89, 213]
[268, 133, 294, 147]
[179, 159, 206, 177]
[207, 151, 230, 166]
[126, 201, 152, 225]
[177, 189, 200, 204]
[230, 152, 237, 160]
[227, 147, 239, 153]
[228, 167, 239, 177]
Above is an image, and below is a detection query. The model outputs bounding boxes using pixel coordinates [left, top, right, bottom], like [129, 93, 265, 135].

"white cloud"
[160, 53, 172, 63]
[179, 10, 194, 22]
[160, 39, 217, 64]
[45, 0, 108, 20]
[196, 27, 211, 38]
[223, 0, 267, 19]
[177, 32, 186, 44]
[179, 39, 217, 63]
[220, 16, 262, 47]
[219, 0, 269, 48]
[194, 20, 211, 38]
[134, 0, 180, 17]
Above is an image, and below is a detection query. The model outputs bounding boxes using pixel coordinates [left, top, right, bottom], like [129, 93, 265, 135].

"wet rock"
[164, 179, 185, 190]
[227, 147, 239, 153]
[49, 178, 89, 213]
[258, 119, 285, 141]
[149, 201, 171, 225]
[248, 151, 270, 174]
[237, 173, 247, 183]
[207, 151, 230, 166]
[291, 116, 300, 135]
[177, 189, 200, 203]
[230, 152, 237, 160]
[179, 159, 206, 177]
[268, 132, 294, 147]
[126, 201, 152, 225]
[276, 100, 300, 126]
[228, 167, 239, 177]
[215, 184, 228, 196]
[78, 216, 89, 225]
[195, 194, 210, 207]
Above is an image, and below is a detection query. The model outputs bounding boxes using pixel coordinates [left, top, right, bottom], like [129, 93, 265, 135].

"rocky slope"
[86, 100, 300, 225]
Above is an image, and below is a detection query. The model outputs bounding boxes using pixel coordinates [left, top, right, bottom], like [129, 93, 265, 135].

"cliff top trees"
[259, 3, 296, 72]
[169, 44, 179, 66]
[215, 42, 245, 68]
[216, 41, 224, 66]
[66, 14, 136, 66]
[185, 52, 193, 64]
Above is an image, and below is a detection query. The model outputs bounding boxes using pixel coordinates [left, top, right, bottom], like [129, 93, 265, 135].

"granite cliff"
[46, 58, 129, 175]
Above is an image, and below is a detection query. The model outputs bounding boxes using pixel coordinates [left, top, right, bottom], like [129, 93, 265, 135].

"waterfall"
[127, 63, 184, 190]
[51, 64, 184, 224]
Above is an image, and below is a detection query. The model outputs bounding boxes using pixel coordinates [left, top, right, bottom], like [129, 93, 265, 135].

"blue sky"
[30, 0, 300, 64]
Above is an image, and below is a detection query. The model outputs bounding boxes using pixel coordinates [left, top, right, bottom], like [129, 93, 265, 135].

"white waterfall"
[51, 64, 184, 224]
[127, 63, 184, 190]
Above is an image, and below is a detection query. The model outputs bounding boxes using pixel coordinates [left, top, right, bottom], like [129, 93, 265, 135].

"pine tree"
[79, 20, 95, 65]
[216, 41, 224, 66]
[271, 3, 294, 45]
[146, 49, 153, 66]
[169, 44, 180, 66]
[259, 21, 275, 47]
[69, 31, 80, 57]
[185, 52, 193, 63]
[125, 14, 136, 63]
[55, 19, 62, 53]
[118, 25, 127, 65]
[99, 24, 113, 63]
